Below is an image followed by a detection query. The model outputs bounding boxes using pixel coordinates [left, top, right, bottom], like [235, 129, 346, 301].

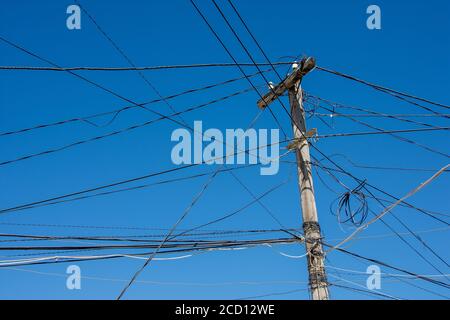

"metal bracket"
[257, 57, 316, 109]
[286, 128, 318, 150]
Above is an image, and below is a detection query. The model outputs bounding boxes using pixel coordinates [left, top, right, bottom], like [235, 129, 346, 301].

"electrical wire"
[189, 0, 288, 139]
[311, 160, 450, 279]
[310, 159, 450, 224]
[329, 282, 402, 300]
[116, 107, 280, 299]
[75, 0, 188, 126]
[203, 3, 450, 299]
[311, 113, 450, 119]
[169, 176, 292, 240]
[328, 164, 450, 253]
[0, 62, 295, 72]
[2, 267, 312, 287]
[316, 127, 450, 139]
[284, 230, 450, 290]
[0, 138, 292, 215]
[331, 180, 369, 227]
[0, 85, 260, 167]
[307, 95, 449, 158]
[0, 238, 299, 268]
[191, 14, 449, 286]
[315, 66, 450, 111]
[0, 69, 272, 138]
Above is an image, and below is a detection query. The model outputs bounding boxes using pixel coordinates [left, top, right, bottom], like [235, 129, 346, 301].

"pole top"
[257, 57, 316, 109]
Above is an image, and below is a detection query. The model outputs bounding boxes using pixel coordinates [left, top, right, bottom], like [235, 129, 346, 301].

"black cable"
[2, 18, 282, 299]
[75, 0, 188, 126]
[0, 164, 193, 214]
[313, 153, 450, 173]
[366, 205, 450, 270]
[116, 135, 286, 299]
[315, 66, 450, 111]
[0, 86, 257, 167]
[331, 180, 369, 227]
[307, 134, 450, 278]
[0, 220, 303, 234]
[0, 238, 299, 268]
[236, 288, 308, 300]
[316, 127, 450, 138]
[226, 0, 286, 84]
[211, 0, 302, 141]
[329, 244, 450, 290]
[0, 237, 296, 252]
[330, 283, 401, 300]
[6, 164, 259, 213]
[0, 228, 300, 243]
[205, 3, 424, 263]
[229, 170, 285, 228]
[209, 3, 450, 294]
[0, 69, 271, 138]
[0, 35, 222, 147]
[328, 268, 450, 299]
[189, 0, 288, 139]
[0, 138, 292, 215]
[311, 161, 450, 225]
[118, 3, 295, 298]
[306, 97, 444, 129]
[308, 95, 449, 158]
[169, 177, 291, 240]
[311, 112, 450, 119]
[285, 230, 450, 290]
[208, 7, 448, 294]
[313, 161, 450, 278]
[0, 62, 295, 71]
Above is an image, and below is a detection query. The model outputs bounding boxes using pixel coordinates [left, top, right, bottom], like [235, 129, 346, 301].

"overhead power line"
[0, 228, 301, 243]
[189, 0, 288, 139]
[0, 68, 272, 138]
[0, 62, 295, 72]
[3, 164, 262, 213]
[285, 230, 450, 290]
[0, 237, 297, 252]
[307, 95, 450, 158]
[114, 0, 293, 299]
[0, 35, 263, 156]
[328, 164, 450, 253]
[305, 97, 444, 130]
[75, 0, 188, 125]
[0, 138, 292, 215]
[329, 282, 401, 300]
[313, 160, 450, 225]
[0, 237, 300, 268]
[312, 154, 450, 173]
[192, 10, 450, 290]
[0, 85, 259, 167]
[316, 127, 450, 139]
[316, 66, 450, 110]
[312, 158, 450, 280]
[3, 63, 447, 113]
[311, 113, 450, 119]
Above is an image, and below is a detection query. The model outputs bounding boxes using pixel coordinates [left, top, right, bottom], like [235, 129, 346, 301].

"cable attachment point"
[287, 129, 318, 150]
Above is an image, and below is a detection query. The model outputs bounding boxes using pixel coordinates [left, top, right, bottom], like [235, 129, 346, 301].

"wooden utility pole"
[257, 57, 329, 300]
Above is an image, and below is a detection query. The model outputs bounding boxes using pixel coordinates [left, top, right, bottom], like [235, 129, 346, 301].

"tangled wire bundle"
[331, 181, 369, 227]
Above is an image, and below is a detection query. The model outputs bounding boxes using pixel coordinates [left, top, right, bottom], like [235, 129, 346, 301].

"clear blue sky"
[0, 0, 449, 300]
